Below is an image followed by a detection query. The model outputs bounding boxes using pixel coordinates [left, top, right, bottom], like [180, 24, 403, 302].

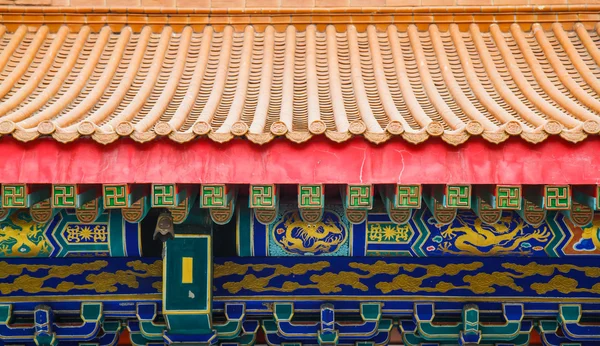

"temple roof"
[1, 22, 600, 146]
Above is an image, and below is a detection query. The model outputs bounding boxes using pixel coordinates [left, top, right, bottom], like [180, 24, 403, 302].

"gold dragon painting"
[431, 211, 550, 256]
[272, 210, 348, 255]
[0, 210, 52, 257]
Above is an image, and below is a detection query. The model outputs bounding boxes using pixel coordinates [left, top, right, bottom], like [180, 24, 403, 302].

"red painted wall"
[1, 136, 599, 185]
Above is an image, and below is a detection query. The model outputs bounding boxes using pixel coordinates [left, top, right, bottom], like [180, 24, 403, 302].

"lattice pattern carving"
[210, 201, 234, 225]
[299, 209, 323, 224]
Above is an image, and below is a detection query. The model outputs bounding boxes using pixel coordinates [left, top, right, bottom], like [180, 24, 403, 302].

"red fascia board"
[0, 136, 598, 185]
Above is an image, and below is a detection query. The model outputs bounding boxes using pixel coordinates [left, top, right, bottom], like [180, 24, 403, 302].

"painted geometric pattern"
[421, 209, 552, 257]
[103, 185, 127, 208]
[545, 185, 571, 210]
[496, 185, 522, 210]
[247, 204, 599, 258]
[0, 209, 140, 258]
[153, 184, 176, 207]
[396, 185, 421, 208]
[445, 185, 471, 208]
[250, 185, 276, 209]
[299, 185, 323, 208]
[202, 184, 227, 208]
[367, 223, 413, 244]
[2, 184, 27, 208]
[63, 224, 108, 244]
[53, 185, 76, 208]
[347, 185, 372, 209]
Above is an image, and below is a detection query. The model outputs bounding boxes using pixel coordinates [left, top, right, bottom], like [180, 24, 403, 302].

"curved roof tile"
[0, 23, 599, 145]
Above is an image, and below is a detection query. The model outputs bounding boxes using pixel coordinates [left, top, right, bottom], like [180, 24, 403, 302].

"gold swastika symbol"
[347, 185, 372, 209]
[299, 185, 323, 208]
[545, 185, 571, 210]
[445, 185, 471, 209]
[103, 185, 127, 208]
[250, 185, 276, 208]
[202, 185, 227, 207]
[53, 185, 76, 208]
[2, 184, 27, 208]
[496, 185, 521, 210]
[396, 185, 421, 208]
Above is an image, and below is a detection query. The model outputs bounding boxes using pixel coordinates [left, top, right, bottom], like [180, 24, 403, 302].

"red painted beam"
[1, 136, 599, 184]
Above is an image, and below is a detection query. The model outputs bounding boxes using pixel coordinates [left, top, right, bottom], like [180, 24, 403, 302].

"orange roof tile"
[0, 22, 599, 145]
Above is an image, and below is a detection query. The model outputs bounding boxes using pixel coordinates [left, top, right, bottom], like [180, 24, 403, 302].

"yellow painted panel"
[182, 257, 193, 284]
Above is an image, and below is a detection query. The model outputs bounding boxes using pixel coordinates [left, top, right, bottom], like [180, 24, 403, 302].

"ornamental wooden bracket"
[102, 184, 148, 209]
[298, 184, 324, 224]
[423, 185, 457, 225]
[473, 185, 502, 225]
[380, 184, 421, 225]
[342, 184, 373, 225]
[249, 184, 279, 225]
[201, 184, 237, 225]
